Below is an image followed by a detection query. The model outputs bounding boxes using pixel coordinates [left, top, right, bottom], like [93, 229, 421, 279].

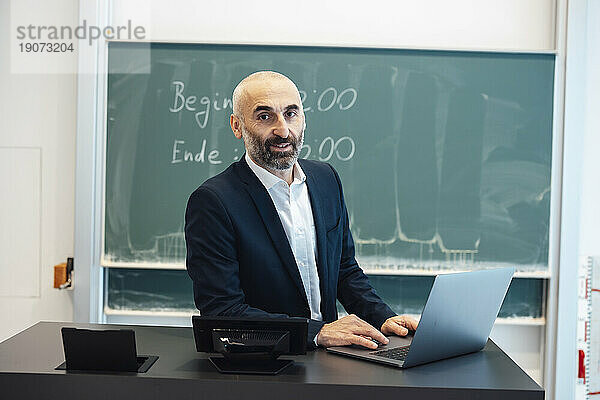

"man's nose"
[272, 113, 290, 138]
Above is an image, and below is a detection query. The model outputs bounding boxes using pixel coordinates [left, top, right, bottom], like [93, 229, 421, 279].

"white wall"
[577, 2, 600, 256]
[0, 0, 77, 342]
[112, 0, 555, 50]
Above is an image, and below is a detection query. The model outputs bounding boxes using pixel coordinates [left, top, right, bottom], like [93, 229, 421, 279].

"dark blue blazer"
[185, 157, 395, 347]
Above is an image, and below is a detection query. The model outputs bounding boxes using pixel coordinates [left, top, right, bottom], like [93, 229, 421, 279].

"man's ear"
[230, 114, 243, 139]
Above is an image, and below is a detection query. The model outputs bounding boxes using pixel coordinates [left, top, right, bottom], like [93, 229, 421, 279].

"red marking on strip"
[579, 350, 586, 380]
[589, 391, 600, 395]
[592, 288, 600, 292]
[587, 279, 590, 298]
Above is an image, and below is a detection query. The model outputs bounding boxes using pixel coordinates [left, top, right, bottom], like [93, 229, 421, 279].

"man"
[185, 71, 417, 349]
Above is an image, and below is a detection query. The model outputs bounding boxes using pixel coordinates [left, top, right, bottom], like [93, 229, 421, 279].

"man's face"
[234, 78, 305, 171]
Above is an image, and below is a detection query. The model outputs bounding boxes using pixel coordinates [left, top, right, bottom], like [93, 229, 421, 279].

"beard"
[241, 124, 304, 171]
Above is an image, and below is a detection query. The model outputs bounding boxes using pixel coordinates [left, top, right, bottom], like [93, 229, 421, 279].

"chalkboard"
[104, 42, 555, 272]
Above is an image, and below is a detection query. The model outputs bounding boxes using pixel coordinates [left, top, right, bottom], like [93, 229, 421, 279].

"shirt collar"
[245, 152, 306, 190]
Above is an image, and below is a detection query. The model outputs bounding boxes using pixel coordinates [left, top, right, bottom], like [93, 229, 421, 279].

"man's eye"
[257, 114, 270, 121]
[285, 110, 297, 118]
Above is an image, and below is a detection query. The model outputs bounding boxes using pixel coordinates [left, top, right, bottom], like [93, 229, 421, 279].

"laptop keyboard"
[370, 345, 411, 361]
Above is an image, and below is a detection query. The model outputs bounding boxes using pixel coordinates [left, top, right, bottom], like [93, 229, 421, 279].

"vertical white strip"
[74, 0, 103, 323]
[543, 0, 568, 396]
[575, 256, 590, 399]
[553, 0, 589, 398]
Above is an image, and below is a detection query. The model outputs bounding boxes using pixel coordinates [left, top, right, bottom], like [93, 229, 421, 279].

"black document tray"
[56, 327, 158, 373]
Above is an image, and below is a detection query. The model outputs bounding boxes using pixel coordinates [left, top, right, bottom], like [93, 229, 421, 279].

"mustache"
[264, 136, 297, 147]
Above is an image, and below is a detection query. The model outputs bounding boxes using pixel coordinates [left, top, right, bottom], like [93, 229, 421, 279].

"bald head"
[232, 71, 301, 121]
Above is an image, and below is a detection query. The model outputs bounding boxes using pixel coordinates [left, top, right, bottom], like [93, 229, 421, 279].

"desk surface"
[0, 322, 543, 400]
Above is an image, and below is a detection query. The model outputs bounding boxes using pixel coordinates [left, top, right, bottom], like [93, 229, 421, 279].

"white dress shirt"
[245, 153, 323, 322]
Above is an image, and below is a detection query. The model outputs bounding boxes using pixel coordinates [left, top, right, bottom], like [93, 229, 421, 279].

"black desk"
[0, 322, 543, 400]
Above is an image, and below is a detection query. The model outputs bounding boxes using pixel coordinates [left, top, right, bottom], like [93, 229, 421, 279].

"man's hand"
[316, 314, 389, 349]
[381, 315, 419, 336]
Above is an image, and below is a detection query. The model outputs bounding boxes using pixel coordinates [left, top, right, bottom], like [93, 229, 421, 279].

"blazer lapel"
[300, 160, 330, 316]
[233, 157, 309, 307]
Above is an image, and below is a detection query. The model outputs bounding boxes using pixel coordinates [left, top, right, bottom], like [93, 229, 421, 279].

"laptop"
[326, 267, 515, 368]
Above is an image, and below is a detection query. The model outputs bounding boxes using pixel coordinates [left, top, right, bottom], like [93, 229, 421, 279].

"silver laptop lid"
[402, 267, 514, 368]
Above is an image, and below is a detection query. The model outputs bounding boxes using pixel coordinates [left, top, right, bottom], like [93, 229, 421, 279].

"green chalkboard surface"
[105, 268, 545, 318]
[104, 42, 554, 272]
